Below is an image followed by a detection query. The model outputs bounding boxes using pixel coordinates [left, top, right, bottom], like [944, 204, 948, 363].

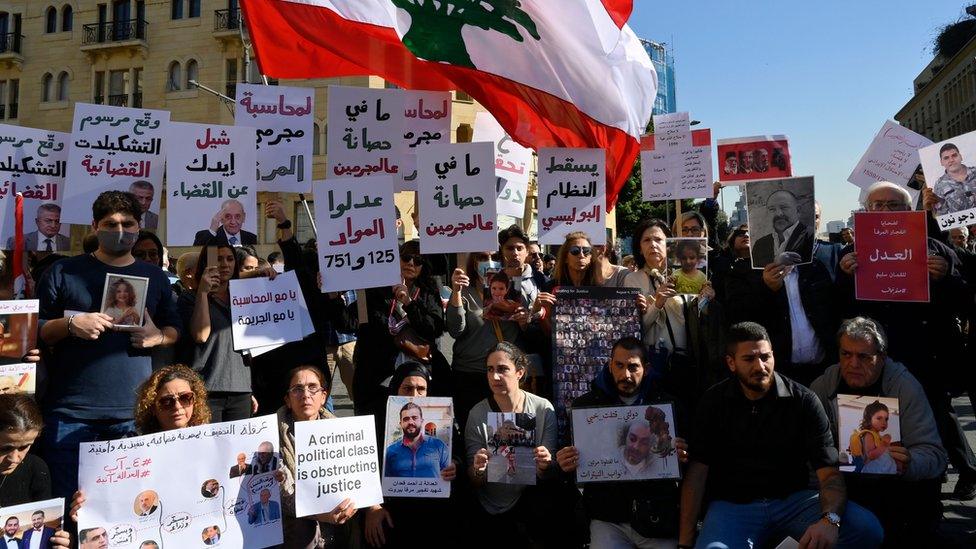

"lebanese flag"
[240, 0, 655, 210]
[12, 193, 27, 298]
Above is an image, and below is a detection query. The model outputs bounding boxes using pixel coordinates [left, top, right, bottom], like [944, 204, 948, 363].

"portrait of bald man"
[192, 199, 256, 246]
[749, 184, 815, 268]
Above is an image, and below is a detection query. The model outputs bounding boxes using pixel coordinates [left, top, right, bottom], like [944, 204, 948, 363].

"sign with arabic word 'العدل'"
[537, 148, 606, 245]
[854, 211, 929, 302]
[418, 142, 498, 254]
[235, 83, 314, 193]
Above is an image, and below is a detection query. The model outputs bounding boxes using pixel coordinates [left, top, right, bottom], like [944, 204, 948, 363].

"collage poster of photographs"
[552, 286, 642, 445]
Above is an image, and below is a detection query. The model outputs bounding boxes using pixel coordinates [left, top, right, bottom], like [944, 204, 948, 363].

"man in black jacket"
[555, 337, 689, 547]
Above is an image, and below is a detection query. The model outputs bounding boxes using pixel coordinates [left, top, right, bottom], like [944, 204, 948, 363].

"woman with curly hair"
[133, 364, 212, 435]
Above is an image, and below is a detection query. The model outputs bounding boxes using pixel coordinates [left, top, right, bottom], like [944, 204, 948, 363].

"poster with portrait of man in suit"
[745, 176, 816, 269]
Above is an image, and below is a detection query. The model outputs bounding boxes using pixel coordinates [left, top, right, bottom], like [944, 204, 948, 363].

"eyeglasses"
[157, 392, 194, 409]
[682, 226, 705, 236]
[289, 384, 323, 396]
[868, 200, 908, 212]
[568, 246, 592, 257]
[400, 254, 422, 265]
[133, 249, 160, 260]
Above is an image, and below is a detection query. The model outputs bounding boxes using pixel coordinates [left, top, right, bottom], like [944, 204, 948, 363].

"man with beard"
[752, 189, 814, 267]
[3, 517, 21, 549]
[678, 322, 882, 549]
[618, 420, 653, 475]
[722, 151, 738, 176]
[384, 402, 450, 478]
[556, 337, 689, 546]
[738, 150, 755, 174]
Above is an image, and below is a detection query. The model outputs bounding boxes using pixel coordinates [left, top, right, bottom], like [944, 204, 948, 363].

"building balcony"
[81, 19, 148, 58]
[213, 9, 242, 44]
[0, 33, 24, 69]
[108, 93, 128, 107]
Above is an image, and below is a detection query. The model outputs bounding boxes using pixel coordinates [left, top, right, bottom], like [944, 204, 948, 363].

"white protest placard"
[848, 120, 932, 189]
[537, 148, 606, 245]
[474, 112, 533, 219]
[642, 124, 713, 201]
[401, 90, 452, 191]
[165, 122, 257, 246]
[78, 415, 284, 549]
[327, 86, 405, 184]
[62, 103, 169, 225]
[229, 270, 307, 351]
[418, 142, 497, 254]
[294, 415, 383, 516]
[572, 404, 680, 483]
[653, 112, 691, 150]
[314, 176, 401, 293]
[382, 396, 453, 498]
[235, 83, 314, 193]
[640, 149, 673, 201]
[0, 125, 69, 250]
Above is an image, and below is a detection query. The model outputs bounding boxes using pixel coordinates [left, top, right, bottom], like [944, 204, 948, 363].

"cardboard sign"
[717, 135, 791, 184]
[235, 83, 314, 193]
[537, 148, 606, 245]
[0, 125, 70, 249]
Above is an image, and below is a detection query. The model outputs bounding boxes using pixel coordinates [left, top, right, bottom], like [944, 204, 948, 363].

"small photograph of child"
[483, 271, 522, 321]
[837, 394, 901, 475]
[101, 274, 150, 328]
[667, 238, 708, 295]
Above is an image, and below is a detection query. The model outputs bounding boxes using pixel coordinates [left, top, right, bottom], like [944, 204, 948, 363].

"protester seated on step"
[811, 317, 947, 547]
[37, 190, 180, 499]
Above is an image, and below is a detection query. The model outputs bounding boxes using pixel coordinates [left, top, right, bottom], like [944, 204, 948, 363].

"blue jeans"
[696, 490, 883, 549]
[39, 413, 136, 499]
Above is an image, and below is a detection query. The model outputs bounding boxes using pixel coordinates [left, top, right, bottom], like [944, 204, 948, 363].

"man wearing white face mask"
[35, 191, 182, 500]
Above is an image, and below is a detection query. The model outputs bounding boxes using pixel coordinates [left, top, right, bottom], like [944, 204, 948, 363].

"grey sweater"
[809, 358, 947, 481]
[465, 391, 557, 514]
[446, 287, 522, 374]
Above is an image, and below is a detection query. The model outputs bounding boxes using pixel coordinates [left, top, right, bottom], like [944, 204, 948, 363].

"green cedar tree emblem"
[391, 0, 542, 68]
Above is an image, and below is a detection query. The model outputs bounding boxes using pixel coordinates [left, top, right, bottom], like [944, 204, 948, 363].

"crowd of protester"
[3, 178, 976, 549]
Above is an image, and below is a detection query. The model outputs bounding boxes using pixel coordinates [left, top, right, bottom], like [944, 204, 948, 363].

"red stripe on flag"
[241, 0, 640, 210]
[601, 0, 633, 28]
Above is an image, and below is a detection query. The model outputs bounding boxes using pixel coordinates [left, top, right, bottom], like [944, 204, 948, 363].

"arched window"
[184, 59, 198, 88]
[41, 73, 53, 102]
[45, 6, 57, 33]
[166, 61, 181, 92]
[312, 123, 320, 155]
[57, 72, 69, 101]
[61, 5, 73, 31]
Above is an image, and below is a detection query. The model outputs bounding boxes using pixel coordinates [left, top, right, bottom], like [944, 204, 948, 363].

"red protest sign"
[854, 211, 929, 302]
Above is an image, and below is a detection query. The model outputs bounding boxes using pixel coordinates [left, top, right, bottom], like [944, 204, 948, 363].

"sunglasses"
[568, 246, 592, 257]
[400, 254, 422, 265]
[157, 392, 194, 409]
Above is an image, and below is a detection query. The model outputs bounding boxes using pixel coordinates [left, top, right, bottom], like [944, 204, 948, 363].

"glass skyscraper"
[641, 39, 676, 115]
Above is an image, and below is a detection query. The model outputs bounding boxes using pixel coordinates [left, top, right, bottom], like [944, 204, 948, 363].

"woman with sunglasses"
[352, 240, 446, 419]
[179, 242, 255, 422]
[447, 252, 529, 426]
[0, 395, 71, 547]
[278, 365, 357, 548]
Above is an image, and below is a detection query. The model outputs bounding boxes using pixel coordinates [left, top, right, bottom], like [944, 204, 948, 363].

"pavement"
[327, 363, 976, 545]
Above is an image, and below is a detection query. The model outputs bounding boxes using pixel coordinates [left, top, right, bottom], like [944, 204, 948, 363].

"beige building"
[895, 34, 976, 142]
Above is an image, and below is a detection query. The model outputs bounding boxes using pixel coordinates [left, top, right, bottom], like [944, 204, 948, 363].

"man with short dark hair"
[128, 180, 157, 230]
[6, 203, 70, 251]
[78, 528, 107, 549]
[931, 143, 976, 216]
[21, 510, 54, 549]
[811, 317, 946, 545]
[557, 337, 689, 547]
[384, 402, 450, 478]
[678, 322, 882, 548]
[36, 191, 181, 498]
[497, 224, 548, 309]
[3, 517, 21, 549]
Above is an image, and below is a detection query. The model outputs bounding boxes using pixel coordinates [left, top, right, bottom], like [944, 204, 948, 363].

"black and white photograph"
[745, 176, 816, 269]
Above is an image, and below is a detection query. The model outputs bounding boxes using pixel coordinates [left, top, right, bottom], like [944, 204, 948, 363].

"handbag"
[631, 492, 680, 539]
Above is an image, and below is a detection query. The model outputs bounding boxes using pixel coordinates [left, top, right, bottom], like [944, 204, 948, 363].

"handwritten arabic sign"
[235, 83, 313, 193]
[640, 129, 712, 201]
[653, 112, 691, 149]
[572, 404, 680, 483]
[401, 90, 451, 191]
[294, 415, 383, 516]
[473, 112, 532, 219]
[848, 121, 931, 189]
[382, 396, 453, 498]
[537, 148, 605, 245]
[551, 286, 642, 446]
[327, 86, 405, 185]
[62, 103, 169, 225]
[854, 211, 929, 302]
[229, 270, 308, 350]
[0, 125, 69, 248]
[166, 122, 257, 246]
[314, 176, 400, 292]
[918, 129, 976, 231]
[78, 415, 283, 549]
[418, 142, 497, 254]
[717, 135, 791, 184]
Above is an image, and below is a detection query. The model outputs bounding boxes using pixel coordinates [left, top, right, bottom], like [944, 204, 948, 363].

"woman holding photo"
[103, 278, 140, 325]
[277, 364, 357, 548]
[179, 242, 254, 422]
[465, 342, 558, 545]
[0, 395, 71, 547]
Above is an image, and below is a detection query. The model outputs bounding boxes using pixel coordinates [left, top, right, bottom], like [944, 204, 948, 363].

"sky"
[629, 0, 972, 226]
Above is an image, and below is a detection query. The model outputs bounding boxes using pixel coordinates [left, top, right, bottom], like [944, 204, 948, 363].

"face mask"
[97, 230, 138, 254]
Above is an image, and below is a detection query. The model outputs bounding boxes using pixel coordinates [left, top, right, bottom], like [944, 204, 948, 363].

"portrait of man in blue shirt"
[384, 402, 449, 478]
